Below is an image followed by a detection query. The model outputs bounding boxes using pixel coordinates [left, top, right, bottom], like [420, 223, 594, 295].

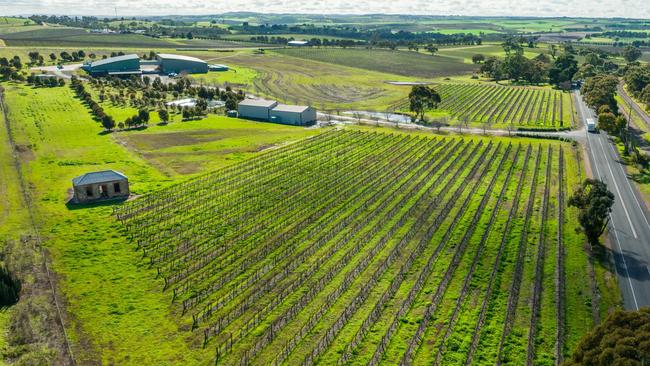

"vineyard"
[392, 83, 576, 129]
[115, 130, 604, 365]
[274, 48, 478, 78]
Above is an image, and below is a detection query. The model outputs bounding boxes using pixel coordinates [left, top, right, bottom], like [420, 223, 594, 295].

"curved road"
[576, 91, 650, 310]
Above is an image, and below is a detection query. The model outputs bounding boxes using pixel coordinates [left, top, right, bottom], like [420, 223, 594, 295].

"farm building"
[71, 170, 129, 203]
[288, 40, 309, 46]
[85, 54, 141, 76]
[270, 104, 317, 126]
[156, 53, 208, 74]
[237, 99, 279, 121]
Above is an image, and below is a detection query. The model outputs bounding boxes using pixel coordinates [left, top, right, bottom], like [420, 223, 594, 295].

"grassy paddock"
[0, 82, 321, 364]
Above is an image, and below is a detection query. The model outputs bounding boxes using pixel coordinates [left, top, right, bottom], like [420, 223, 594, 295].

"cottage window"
[114, 182, 121, 193]
[86, 186, 93, 197]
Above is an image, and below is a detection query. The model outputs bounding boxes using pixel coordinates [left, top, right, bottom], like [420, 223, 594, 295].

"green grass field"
[0, 82, 320, 364]
[114, 128, 618, 365]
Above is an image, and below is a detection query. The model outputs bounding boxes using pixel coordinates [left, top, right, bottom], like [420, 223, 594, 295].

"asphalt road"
[576, 91, 650, 310]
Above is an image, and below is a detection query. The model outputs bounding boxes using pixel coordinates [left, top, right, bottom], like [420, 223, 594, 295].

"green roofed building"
[156, 53, 208, 75]
[85, 54, 141, 76]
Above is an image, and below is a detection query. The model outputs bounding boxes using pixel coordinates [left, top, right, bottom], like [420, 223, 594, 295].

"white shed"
[270, 104, 317, 126]
[237, 99, 279, 121]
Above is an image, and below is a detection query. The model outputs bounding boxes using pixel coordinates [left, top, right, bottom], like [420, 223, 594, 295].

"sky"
[0, 0, 648, 18]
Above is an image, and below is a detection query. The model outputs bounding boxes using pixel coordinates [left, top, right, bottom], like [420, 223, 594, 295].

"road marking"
[582, 102, 639, 311]
[607, 142, 650, 229]
[597, 137, 638, 238]
[610, 215, 640, 311]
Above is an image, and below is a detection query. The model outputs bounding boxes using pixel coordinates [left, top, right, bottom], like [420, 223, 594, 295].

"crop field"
[0, 27, 264, 48]
[115, 129, 614, 365]
[188, 50, 411, 110]
[274, 48, 478, 78]
[392, 83, 575, 129]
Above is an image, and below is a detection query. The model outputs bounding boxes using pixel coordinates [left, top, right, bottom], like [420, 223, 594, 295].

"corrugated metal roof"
[272, 104, 311, 113]
[156, 53, 207, 64]
[72, 170, 128, 186]
[238, 99, 278, 108]
[108, 70, 142, 75]
[90, 54, 140, 68]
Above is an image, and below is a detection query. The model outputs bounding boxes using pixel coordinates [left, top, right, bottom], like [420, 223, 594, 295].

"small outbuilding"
[72, 170, 129, 204]
[270, 104, 317, 126]
[237, 99, 279, 121]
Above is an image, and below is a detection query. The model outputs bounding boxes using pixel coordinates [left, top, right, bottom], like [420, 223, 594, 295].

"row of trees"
[479, 39, 578, 87]
[623, 64, 650, 110]
[25, 74, 65, 88]
[0, 56, 24, 80]
[71, 77, 115, 130]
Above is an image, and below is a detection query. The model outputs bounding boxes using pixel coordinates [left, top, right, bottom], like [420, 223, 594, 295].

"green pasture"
[115, 116, 320, 176]
[0, 82, 317, 364]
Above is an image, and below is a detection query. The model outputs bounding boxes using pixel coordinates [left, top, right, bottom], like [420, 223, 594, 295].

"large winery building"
[84, 53, 208, 76]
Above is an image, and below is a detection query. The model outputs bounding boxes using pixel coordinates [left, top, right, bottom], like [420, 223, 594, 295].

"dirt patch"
[15, 144, 35, 163]
[118, 129, 226, 150]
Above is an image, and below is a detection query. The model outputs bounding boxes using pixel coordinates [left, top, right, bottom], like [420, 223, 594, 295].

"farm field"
[0, 82, 322, 364]
[115, 116, 321, 176]
[0, 27, 265, 48]
[274, 48, 478, 78]
[389, 83, 575, 130]
[221, 33, 363, 41]
[115, 129, 617, 365]
[184, 50, 416, 110]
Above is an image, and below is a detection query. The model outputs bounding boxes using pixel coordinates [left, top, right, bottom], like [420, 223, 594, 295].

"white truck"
[586, 118, 597, 133]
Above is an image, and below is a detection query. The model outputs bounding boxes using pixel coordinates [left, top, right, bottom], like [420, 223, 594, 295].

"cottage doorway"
[99, 184, 109, 198]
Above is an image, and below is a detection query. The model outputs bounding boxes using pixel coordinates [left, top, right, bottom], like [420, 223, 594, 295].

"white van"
[586, 118, 597, 133]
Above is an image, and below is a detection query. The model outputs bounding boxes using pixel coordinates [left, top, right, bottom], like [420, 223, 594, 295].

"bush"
[0, 265, 20, 307]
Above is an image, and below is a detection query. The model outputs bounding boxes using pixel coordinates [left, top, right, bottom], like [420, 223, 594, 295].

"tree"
[597, 112, 617, 134]
[138, 109, 150, 124]
[481, 57, 505, 81]
[471, 54, 485, 64]
[568, 179, 614, 244]
[549, 54, 578, 87]
[101, 115, 115, 131]
[158, 109, 169, 124]
[563, 307, 650, 366]
[225, 97, 237, 111]
[502, 37, 523, 56]
[582, 75, 619, 112]
[623, 64, 650, 98]
[409, 85, 441, 123]
[621, 45, 642, 63]
[424, 44, 438, 55]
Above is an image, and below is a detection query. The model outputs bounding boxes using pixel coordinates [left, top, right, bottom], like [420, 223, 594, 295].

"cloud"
[0, 0, 647, 18]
